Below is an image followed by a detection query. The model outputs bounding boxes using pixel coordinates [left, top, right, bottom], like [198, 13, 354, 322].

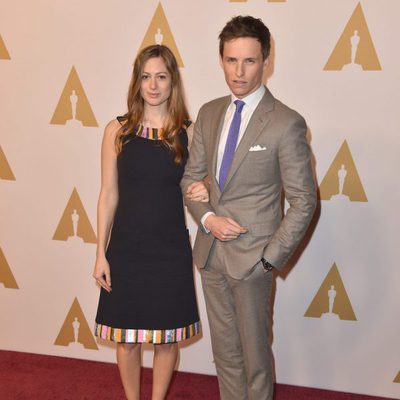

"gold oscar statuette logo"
[394, 372, 400, 384]
[50, 66, 98, 127]
[0, 34, 11, 59]
[319, 140, 367, 202]
[54, 297, 98, 350]
[304, 263, 356, 321]
[0, 146, 16, 180]
[0, 247, 18, 289]
[324, 2, 381, 71]
[138, 2, 184, 67]
[53, 188, 97, 244]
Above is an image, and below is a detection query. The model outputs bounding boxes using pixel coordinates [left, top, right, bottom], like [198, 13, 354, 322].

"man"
[182, 16, 316, 399]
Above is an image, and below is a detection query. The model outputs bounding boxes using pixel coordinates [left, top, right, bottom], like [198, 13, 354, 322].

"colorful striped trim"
[138, 125, 163, 140]
[136, 121, 191, 140]
[115, 118, 191, 140]
[94, 321, 201, 344]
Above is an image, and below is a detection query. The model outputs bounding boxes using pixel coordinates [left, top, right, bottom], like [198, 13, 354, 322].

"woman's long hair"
[115, 45, 189, 164]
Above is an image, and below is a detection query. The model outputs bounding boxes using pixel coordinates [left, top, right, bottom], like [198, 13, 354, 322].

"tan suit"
[181, 87, 316, 399]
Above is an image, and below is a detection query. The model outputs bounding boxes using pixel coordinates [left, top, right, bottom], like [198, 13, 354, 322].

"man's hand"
[204, 214, 247, 241]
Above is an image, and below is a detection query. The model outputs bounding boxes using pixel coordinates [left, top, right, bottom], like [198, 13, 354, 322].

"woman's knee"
[154, 343, 178, 354]
[117, 343, 141, 355]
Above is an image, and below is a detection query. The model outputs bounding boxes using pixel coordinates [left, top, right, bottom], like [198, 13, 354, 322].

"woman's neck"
[142, 105, 167, 129]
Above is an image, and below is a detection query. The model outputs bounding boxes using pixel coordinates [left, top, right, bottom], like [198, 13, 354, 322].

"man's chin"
[229, 85, 259, 99]
[230, 89, 248, 98]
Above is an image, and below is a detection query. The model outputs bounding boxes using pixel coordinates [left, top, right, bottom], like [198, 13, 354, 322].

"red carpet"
[0, 350, 393, 399]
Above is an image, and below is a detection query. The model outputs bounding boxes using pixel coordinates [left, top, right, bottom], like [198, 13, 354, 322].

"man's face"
[220, 37, 268, 98]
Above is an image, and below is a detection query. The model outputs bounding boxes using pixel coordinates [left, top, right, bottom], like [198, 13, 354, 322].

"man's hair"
[219, 16, 271, 60]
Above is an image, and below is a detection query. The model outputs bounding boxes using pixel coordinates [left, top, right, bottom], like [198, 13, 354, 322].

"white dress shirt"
[201, 85, 266, 230]
[216, 85, 266, 181]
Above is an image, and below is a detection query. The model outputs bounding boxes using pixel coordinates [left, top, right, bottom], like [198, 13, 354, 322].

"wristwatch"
[261, 258, 274, 272]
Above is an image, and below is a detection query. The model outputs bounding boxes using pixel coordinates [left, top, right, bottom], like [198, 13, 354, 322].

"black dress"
[95, 119, 200, 344]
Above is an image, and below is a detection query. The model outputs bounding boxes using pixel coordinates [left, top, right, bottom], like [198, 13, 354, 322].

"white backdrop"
[1, 1, 399, 398]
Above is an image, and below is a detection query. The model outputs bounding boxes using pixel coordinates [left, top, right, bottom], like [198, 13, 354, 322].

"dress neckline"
[116, 116, 191, 141]
[137, 125, 163, 141]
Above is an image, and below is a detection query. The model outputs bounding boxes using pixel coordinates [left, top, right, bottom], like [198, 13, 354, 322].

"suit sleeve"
[263, 115, 317, 269]
[181, 106, 215, 227]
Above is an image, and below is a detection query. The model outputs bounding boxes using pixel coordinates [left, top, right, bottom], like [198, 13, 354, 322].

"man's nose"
[235, 62, 244, 77]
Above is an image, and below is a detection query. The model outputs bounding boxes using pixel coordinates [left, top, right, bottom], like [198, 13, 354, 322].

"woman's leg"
[117, 343, 142, 400]
[152, 343, 178, 400]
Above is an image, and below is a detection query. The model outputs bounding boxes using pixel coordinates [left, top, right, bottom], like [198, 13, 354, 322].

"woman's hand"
[93, 255, 112, 292]
[185, 181, 209, 202]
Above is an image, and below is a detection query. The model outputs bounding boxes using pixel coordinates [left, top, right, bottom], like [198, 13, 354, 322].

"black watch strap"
[261, 258, 274, 272]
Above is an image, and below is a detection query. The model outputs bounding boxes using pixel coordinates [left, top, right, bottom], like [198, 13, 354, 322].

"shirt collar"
[230, 85, 266, 110]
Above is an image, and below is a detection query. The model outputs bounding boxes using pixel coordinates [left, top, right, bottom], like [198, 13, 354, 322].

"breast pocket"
[242, 148, 277, 183]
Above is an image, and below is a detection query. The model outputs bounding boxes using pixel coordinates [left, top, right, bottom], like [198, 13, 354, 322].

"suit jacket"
[181, 87, 316, 279]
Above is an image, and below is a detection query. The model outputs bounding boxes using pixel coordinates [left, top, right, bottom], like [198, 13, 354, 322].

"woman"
[93, 45, 207, 400]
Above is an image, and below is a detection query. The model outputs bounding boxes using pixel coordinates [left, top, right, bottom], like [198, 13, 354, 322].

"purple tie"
[219, 100, 245, 189]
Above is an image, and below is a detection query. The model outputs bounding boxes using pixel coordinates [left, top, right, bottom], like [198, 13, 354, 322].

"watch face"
[262, 259, 273, 271]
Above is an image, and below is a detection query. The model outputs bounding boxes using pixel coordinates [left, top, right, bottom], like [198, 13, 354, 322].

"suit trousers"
[200, 261, 274, 400]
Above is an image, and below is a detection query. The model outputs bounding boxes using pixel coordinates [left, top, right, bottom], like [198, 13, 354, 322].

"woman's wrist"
[96, 247, 106, 258]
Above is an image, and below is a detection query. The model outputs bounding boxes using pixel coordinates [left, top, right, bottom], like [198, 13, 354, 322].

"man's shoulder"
[199, 95, 230, 114]
[272, 98, 305, 124]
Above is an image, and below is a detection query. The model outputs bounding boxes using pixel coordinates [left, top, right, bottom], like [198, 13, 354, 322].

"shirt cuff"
[201, 212, 215, 234]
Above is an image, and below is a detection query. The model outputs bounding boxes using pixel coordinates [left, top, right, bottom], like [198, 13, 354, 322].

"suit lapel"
[209, 97, 230, 195]
[221, 88, 275, 192]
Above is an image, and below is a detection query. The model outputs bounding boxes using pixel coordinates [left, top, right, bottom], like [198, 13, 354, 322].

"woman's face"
[140, 56, 172, 108]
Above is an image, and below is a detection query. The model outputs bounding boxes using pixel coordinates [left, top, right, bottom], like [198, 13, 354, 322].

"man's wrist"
[261, 258, 274, 272]
[201, 212, 215, 233]
[204, 214, 215, 230]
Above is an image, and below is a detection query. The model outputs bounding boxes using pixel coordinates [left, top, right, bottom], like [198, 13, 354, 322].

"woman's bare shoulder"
[104, 119, 123, 139]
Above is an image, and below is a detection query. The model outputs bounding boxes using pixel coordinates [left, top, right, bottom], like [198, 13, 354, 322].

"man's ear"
[263, 56, 269, 70]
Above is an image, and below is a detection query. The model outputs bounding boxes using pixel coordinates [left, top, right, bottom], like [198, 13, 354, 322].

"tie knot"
[234, 100, 245, 114]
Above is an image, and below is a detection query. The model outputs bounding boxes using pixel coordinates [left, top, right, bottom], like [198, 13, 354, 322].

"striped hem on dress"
[94, 321, 201, 344]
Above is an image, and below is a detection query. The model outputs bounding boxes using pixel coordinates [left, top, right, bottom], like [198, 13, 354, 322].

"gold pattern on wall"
[0, 146, 15, 180]
[54, 297, 98, 350]
[394, 372, 400, 383]
[319, 140, 367, 202]
[138, 3, 184, 67]
[229, 0, 286, 2]
[50, 66, 98, 127]
[304, 263, 356, 321]
[0, 34, 10, 59]
[324, 2, 381, 71]
[52, 188, 96, 244]
[0, 247, 18, 289]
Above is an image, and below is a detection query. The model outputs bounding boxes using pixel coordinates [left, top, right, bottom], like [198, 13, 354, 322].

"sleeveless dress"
[94, 119, 200, 344]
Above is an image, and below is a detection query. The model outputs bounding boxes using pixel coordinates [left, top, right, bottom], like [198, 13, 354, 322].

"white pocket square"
[249, 145, 267, 152]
